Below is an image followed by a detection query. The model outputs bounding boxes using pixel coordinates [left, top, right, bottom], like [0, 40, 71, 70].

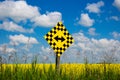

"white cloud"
[69, 31, 120, 63]
[0, 1, 62, 27]
[79, 13, 94, 27]
[88, 28, 98, 36]
[0, 1, 40, 22]
[111, 31, 120, 39]
[41, 46, 51, 53]
[0, 44, 16, 53]
[86, 1, 104, 13]
[5, 48, 15, 53]
[113, 0, 120, 10]
[110, 16, 119, 21]
[0, 21, 33, 33]
[73, 32, 120, 51]
[32, 12, 62, 27]
[72, 32, 90, 50]
[9, 34, 38, 45]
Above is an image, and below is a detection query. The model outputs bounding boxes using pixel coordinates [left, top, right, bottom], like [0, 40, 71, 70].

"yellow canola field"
[61, 64, 120, 75]
[1, 63, 120, 75]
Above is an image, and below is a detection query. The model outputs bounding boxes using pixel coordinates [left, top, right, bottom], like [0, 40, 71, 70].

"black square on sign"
[46, 38, 49, 41]
[53, 43, 56, 46]
[67, 33, 69, 35]
[50, 30, 52, 33]
[60, 52, 62, 54]
[50, 38, 52, 41]
[64, 29, 67, 31]
[54, 27, 56, 30]
[61, 28, 63, 31]
[57, 27, 60, 30]
[70, 37, 73, 40]
[57, 23, 60, 26]
[67, 45, 69, 47]
[67, 37, 69, 39]
[50, 43, 52, 45]
[70, 41, 72, 44]
[57, 47, 59, 50]
[54, 31, 56, 34]
[61, 24, 64, 27]
[53, 47, 55, 50]
[60, 48, 62, 50]
[63, 48, 66, 51]
[63, 44, 66, 47]
[67, 41, 69, 43]
[50, 34, 53, 37]
[64, 32, 66, 35]
[46, 34, 49, 37]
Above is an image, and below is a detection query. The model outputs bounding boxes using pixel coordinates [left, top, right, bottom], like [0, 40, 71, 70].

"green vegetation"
[0, 63, 120, 80]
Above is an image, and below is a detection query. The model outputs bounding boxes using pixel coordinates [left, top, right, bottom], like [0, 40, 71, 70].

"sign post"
[44, 22, 74, 73]
[56, 54, 60, 73]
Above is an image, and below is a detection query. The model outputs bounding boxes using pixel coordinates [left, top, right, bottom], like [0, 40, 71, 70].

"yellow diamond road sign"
[44, 22, 74, 55]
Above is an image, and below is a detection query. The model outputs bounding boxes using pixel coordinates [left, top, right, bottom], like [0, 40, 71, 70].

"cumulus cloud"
[88, 28, 98, 36]
[0, 44, 16, 53]
[111, 31, 120, 39]
[110, 16, 119, 21]
[73, 32, 120, 51]
[9, 34, 38, 45]
[0, 1, 62, 27]
[86, 1, 104, 13]
[39, 46, 55, 62]
[79, 13, 94, 27]
[113, 0, 120, 10]
[70, 31, 120, 63]
[0, 1, 40, 22]
[32, 12, 62, 27]
[0, 21, 33, 33]
[41, 46, 51, 53]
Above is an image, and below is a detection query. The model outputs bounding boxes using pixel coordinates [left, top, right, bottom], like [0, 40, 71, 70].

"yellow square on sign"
[44, 22, 74, 55]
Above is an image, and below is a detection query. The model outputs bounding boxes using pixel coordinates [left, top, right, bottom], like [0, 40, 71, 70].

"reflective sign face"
[44, 22, 74, 55]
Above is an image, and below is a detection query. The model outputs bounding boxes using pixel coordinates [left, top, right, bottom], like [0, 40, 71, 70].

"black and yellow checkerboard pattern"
[44, 22, 74, 56]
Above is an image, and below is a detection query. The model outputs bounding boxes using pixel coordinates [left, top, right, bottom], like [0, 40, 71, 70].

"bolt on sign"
[44, 22, 74, 56]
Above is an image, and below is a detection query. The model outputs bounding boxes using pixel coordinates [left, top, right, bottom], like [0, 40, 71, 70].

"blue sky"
[0, 0, 120, 63]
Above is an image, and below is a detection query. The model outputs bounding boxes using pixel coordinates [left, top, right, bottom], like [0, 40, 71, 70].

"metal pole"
[55, 54, 60, 73]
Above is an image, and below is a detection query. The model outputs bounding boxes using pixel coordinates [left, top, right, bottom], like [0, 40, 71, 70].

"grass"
[0, 63, 120, 80]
